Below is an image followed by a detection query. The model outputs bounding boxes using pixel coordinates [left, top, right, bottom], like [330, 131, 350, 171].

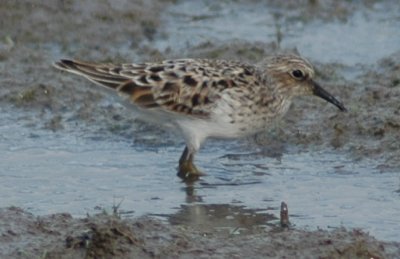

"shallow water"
[1, 107, 399, 241]
[156, 1, 400, 66]
[1, 0, 400, 245]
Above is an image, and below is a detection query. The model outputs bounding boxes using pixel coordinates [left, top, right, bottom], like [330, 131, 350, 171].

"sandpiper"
[54, 54, 346, 180]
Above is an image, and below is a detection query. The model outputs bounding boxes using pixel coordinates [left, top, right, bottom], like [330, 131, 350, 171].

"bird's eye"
[291, 69, 304, 79]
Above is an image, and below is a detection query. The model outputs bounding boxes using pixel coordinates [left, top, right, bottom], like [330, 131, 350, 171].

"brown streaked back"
[53, 58, 261, 116]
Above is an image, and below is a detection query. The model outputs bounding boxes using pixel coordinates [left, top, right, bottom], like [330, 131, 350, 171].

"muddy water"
[156, 1, 400, 66]
[1, 0, 400, 247]
[1, 106, 399, 241]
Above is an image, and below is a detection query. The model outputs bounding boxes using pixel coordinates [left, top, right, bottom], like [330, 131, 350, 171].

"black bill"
[312, 81, 347, 112]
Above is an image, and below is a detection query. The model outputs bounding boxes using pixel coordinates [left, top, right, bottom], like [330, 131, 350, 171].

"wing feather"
[54, 59, 259, 116]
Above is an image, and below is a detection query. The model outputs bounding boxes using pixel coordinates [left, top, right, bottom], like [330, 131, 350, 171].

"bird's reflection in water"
[164, 183, 279, 235]
[183, 183, 203, 203]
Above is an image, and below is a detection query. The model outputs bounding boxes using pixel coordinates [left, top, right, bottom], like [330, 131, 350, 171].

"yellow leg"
[177, 146, 205, 181]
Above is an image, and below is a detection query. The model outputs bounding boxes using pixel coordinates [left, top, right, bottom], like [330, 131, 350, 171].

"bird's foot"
[177, 160, 206, 182]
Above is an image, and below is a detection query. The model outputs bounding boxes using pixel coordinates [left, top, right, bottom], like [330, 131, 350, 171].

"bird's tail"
[53, 59, 158, 108]
[53, 59, 128, 89]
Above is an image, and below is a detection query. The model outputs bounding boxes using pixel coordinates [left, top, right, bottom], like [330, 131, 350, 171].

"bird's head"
[263, 54, 347, 112]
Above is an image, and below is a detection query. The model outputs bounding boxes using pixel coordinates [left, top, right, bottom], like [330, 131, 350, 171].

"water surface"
[1, 107, 399, 241]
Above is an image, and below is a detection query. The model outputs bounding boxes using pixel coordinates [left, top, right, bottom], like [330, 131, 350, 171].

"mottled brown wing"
[54, 59, 159, 108]
[54, 59, 259, 116]
[149, 59, 259, 116]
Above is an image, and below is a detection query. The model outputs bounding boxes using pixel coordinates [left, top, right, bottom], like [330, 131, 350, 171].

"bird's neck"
[255, 70, 294, 116]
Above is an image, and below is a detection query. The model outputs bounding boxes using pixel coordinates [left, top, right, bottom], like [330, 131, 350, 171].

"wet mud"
[1, 207, 399, 259]
[1, 0, 400, 258]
